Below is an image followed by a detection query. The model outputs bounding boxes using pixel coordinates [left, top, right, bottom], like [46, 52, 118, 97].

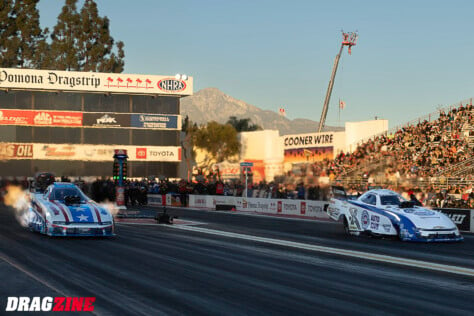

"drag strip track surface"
[0, 206, 473, 315]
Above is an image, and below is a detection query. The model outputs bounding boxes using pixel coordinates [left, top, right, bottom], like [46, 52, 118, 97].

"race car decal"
[51, 201, 71, 224]
[361, 210, 370, 230]
[64, 202, 95, 223]
[88, 202, 102, 224]
[348, 207, 361, 230]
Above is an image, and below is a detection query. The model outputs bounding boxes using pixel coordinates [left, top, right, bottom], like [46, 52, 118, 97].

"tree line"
[0, 0, 124, 72]
[1, 0, 259, 174]
[182, 116, 262, 173]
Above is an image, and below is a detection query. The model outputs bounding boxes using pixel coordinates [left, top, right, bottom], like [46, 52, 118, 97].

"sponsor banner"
[240, 197, 278, 213]
[305, 200, 328, 219]
[214, 162, 240, 180]
[166, 193, 183, 206]
[0, 67, 193, 96]
[0, 109, 181, 130]
[282, 132, 335, 150]
[34, 110, 82, 126]
[0, 143, 34, 159]
[0, 109, 31, 125]
[188, 195, 213, 209]
[233, 196, 330, 219]
[28, 143, 181, 162]
[212, 195, 237, 208]
[175, 195, 332, 220]
[133, 147, 181, 161]
[148, 194, 166, 206]
[436, 208, 472, 232]
[284, 146, 333, 163]
[131, 114, 180, 130]
[83, 113, 130, 128]
[278, 200, 301, 216]
[0, 109, 82, 127]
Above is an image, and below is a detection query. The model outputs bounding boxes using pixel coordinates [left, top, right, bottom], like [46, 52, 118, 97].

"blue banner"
[130, 114, 179, 129]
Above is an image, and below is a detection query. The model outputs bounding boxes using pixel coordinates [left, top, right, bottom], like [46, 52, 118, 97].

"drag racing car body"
[327, 187, 462, 242]
[28, 182, 114, 237]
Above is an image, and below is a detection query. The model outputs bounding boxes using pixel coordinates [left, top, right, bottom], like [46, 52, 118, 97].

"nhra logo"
[136, 148, 147, 159]
[34, 112, 52, 125]
[277, 201, 282, 213]
[157, 79, 186, 92]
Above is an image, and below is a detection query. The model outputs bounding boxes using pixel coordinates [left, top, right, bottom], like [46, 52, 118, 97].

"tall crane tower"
[317, 31, 358, 133]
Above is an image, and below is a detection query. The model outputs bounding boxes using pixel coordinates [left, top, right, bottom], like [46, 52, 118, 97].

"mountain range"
[180, 88, 344, 135]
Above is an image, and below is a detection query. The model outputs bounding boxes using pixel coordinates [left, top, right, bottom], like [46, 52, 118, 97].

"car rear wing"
[331, 185, 348, 200]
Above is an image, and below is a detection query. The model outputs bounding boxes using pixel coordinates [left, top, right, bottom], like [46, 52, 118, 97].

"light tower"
[317, 31, 358, 133]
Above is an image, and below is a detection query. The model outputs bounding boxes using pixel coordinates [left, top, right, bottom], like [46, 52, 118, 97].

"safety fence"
[148, 194, 330, 220]
[147, 194, 474, 232]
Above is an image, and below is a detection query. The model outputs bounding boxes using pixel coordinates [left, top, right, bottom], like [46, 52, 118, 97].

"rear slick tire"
[343, 216, 360, 237]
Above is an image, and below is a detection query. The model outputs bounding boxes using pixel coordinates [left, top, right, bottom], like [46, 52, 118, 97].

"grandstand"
[325, 99, 474, 204]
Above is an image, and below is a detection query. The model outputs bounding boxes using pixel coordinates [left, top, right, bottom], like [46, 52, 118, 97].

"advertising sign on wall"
[0, 143, 34, 159]
[187, 195, 330, 220]
[0, 68, 193, 96]
[33, 111, 82, 126]
[0, 110, 31, 125]
[282, 132, 335, 164]
[283, 132, 335, 150]
[16, 143, 183, 162]
[83, 113, 131, 128]
[436, 208, 471, 231]
[284, 146, 334, 163]
[0, 109, 181, 130]
[130, 114, 179, 130]
[0, 109, 82, 127]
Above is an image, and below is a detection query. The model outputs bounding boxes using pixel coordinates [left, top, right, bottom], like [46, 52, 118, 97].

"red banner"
[0, 109, 82, 127]
[0, 109, 33, 125]
[33, 111, 82, 126]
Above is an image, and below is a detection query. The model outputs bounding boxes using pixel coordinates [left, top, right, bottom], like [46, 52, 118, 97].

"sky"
[37, 0, 474, 130]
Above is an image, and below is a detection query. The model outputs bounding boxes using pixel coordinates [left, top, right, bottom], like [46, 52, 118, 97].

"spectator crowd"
[0, 104, 473, 209]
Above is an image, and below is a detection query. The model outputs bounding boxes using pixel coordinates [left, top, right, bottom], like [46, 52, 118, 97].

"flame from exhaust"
[3, 185, 31, 227]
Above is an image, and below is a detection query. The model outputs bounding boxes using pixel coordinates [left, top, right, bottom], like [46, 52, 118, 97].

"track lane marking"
[170, 225, 474, 278]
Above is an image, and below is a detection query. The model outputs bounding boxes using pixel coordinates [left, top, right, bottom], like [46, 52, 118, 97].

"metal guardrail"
[339, 156, 393, 177]
[435, 157, 474, 176]
[452, 165, 474, 177]
[334, 176, 474, 190]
